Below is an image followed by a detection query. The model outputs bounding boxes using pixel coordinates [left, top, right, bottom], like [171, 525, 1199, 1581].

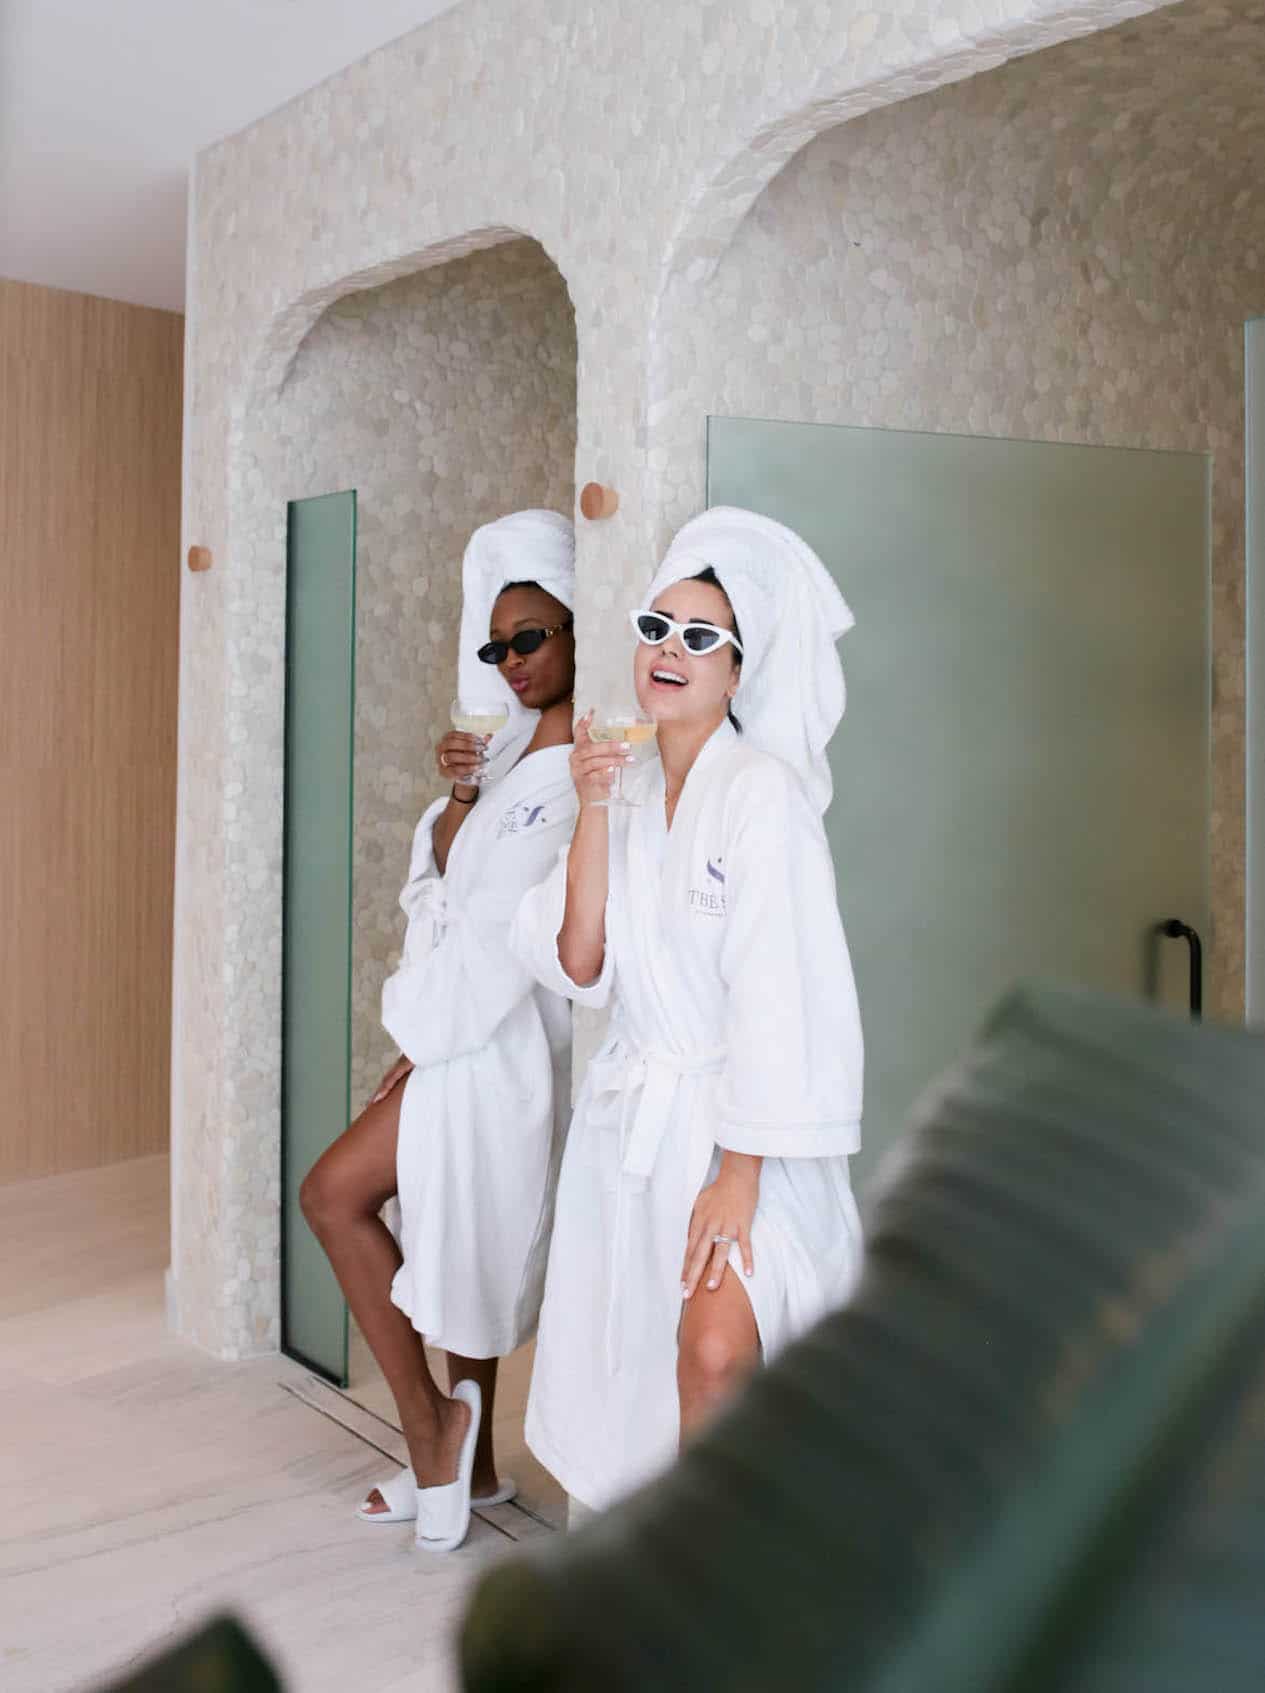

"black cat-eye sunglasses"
[477, 619, 573, 666]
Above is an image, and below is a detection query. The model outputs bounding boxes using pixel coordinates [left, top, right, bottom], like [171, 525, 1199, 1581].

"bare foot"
[363, 1466, 502, 1515]
[408, 1393, 471, 1489]
[360, 1394, 477, 1512]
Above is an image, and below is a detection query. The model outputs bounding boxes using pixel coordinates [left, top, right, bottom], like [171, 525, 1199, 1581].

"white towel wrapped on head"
[455, 509, 575, 785]
[645, 505, 853, 813]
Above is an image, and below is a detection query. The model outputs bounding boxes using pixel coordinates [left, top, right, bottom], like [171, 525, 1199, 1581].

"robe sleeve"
[381, 785, 578, 1068]
[509, 845, 615, 1008]
[714, 759, 863, 1159]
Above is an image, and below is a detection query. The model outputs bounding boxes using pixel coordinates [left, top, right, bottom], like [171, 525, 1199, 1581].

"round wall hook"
[579, 483, 619, 520]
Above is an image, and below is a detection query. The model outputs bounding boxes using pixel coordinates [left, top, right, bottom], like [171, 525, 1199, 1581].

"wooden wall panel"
[0, 278, 183, 1181]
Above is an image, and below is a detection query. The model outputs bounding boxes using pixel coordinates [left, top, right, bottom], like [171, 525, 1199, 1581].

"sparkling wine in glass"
[450, 699, 510, 784]
[591, 707, 657, 807]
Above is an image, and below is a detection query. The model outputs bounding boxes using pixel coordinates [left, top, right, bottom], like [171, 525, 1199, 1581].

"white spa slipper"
[415, 1379, 482, 1553]
[473, 1476, 518, 1508]
[357, 1466, 418, 1524]
[357, 1464, 516, 1522]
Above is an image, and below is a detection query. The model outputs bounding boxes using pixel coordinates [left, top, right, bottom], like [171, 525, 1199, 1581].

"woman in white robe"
[300, 511, 578, 1551]
[511, 506, 864, 1511]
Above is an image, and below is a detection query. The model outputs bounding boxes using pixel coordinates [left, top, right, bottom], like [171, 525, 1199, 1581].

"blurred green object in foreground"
[92, 1614, 281, 1693]
[461, 982, 1265, 1692]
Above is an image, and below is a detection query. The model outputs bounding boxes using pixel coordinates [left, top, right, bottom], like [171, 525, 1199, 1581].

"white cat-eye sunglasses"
[629, 609, 744, 657]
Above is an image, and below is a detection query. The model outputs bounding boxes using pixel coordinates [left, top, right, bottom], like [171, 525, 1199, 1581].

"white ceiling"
[0, 0, 463, 312]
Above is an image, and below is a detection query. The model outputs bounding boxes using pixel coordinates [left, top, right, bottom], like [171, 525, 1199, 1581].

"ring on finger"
[712, 1234, 735, 1247]
[439, 751, 449, 770]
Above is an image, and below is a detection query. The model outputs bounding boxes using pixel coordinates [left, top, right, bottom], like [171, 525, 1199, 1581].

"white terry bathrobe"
[382, 510, 578, 1359]
[511, 506, 865, 1509]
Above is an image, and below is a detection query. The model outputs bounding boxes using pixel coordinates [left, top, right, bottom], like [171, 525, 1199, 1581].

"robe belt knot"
[591, 1040, 727, 1186]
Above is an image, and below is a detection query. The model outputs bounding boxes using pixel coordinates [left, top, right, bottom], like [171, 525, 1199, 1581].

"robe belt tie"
[596, 1042, 727, 1184]
[589, 1039, 727, 1374]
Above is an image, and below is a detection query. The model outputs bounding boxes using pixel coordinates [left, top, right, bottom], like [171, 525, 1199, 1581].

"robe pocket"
[569, 1087, 626, 1183]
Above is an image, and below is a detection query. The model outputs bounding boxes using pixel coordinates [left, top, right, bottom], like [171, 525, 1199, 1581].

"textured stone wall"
[174, 0, 1212, 1357]
[663, 0, 1263, 1018]
[172, 241, 575, 1352]
[273, 242, 577, 1114]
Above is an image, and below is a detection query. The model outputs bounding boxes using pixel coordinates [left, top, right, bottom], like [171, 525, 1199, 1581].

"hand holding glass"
[590, 707, 657, 807]
[449, 700, 509, 785]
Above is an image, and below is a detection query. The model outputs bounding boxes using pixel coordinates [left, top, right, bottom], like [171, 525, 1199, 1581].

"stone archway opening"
[172, 236, 577, 1370]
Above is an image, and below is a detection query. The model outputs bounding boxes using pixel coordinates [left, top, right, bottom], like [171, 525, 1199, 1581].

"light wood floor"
[0, 1155, 558, 1693]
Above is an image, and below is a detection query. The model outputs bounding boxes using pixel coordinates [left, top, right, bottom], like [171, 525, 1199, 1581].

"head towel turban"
[456, 509, 576, 784]
[645, 505, 854, 813]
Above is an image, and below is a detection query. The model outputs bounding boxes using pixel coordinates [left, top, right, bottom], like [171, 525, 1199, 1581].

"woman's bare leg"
[676, 1271, 760, 1440]
[446, 1353, 501, 1497]
[299, 1082, 470, 1498]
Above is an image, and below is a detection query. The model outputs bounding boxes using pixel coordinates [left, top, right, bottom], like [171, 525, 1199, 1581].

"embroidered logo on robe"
[497, 801, 549, 839]
[688, 856, 726, 917]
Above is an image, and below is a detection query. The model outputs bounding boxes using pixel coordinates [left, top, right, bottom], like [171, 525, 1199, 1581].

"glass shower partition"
[1247, 318, 1265, 1024]
[708, 417, 1210, 1192]
[280, 490, 357, 1384]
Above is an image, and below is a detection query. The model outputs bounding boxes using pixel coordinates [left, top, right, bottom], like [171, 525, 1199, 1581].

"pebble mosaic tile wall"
[171, 241, 574, 1352]
[664, 0, 1263, 1022]
[175, 0, 1253, 1356]
[272, 241, 577, 1116]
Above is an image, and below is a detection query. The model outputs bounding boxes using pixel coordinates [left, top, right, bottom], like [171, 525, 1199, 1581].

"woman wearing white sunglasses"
[511, 505, 865, 1512]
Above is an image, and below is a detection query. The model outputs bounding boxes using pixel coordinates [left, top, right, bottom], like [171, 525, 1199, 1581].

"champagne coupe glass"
[449, 699, 510, 785]
[590, 704, 657, 807]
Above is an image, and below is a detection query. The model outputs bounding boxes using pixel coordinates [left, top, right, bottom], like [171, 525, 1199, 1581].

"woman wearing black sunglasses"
[300, 511, 578, 1552]
[429, 604, 575, 798]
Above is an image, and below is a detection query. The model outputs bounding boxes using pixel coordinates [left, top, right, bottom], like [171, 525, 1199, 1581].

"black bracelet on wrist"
[450, 786, 478, 805]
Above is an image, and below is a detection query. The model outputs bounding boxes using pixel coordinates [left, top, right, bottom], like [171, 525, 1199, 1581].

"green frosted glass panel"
[1248, 318, 1265, 1024]
[281, 490, 356, 1383]
[708, 417, 1210, 1192]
